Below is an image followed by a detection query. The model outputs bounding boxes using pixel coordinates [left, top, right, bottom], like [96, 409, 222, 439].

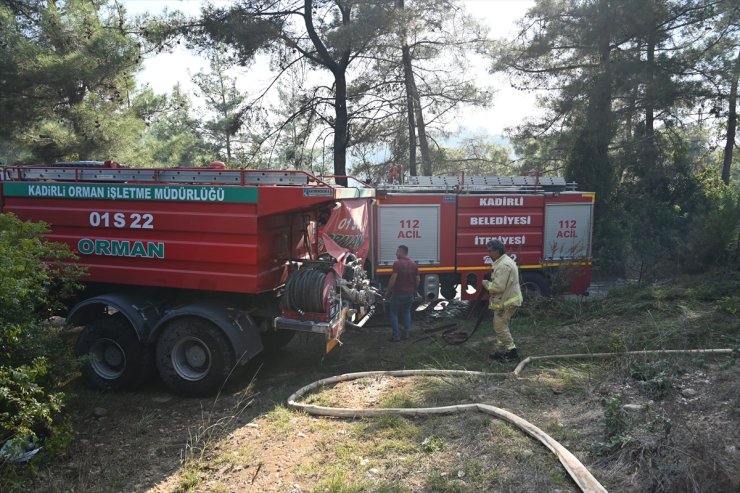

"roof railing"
[0, 166, 348, 188]
[374, 175, 578, 193]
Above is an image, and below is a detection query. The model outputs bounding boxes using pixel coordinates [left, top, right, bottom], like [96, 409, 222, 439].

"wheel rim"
[521, 281, 543, 300]
[441, 285, 457, 300]
[90, 338, 126, 380]
[171, 336, 212, 382]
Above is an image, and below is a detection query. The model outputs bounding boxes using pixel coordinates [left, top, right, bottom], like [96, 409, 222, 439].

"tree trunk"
[722, 51, 739, 185]
[645, 35, 655, 151]
[220, 91, 232, 163]
[644, 3, 657, 169]
[302, 0, 348, 186]
[397, 0, 417, 177]
[410, 78, 433, 176]
[218, 70, 232, 163]
[395, 0, 431, 176]
[334, 70, 349, 186]
[564, 0, 614, 201]
[401, 42, 417, 177]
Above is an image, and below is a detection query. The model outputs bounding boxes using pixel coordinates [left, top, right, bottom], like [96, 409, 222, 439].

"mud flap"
[326, 306, 349, 353]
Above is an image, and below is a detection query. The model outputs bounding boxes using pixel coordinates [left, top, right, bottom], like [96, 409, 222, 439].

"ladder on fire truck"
[1, 166, 350, 188]
[376, 175, 578, 194]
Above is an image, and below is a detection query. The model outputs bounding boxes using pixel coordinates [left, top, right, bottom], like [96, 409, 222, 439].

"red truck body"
[0, 166, 593, 395]
[0, 168, 371, 294]
[0, 166, 376, 395]
[372, 176, 594, 300]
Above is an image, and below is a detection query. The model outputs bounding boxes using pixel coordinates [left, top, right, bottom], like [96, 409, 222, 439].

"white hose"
[288, 348, 734, 493]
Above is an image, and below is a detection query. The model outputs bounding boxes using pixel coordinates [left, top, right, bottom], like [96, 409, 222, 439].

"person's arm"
[490, 265, 510, 294]
[484, 265, 509, 295]
[386, 262, 399, 296]
[489, 265, 511, 294]
[387, 273, 398, 292]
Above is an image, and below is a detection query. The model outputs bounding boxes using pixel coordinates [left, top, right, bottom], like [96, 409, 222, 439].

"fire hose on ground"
[288, 348, 734, 493]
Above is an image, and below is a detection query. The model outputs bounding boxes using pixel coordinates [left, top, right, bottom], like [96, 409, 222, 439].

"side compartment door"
[377, 204, 440, 267]
[543, 203, 593, 260]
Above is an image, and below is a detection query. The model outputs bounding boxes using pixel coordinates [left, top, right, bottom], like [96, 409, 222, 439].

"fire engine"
[371, 175, 594, 302]
[0, 164, 594, 396]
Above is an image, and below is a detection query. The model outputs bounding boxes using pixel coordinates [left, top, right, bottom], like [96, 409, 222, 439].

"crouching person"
[482, 239, 523, 362]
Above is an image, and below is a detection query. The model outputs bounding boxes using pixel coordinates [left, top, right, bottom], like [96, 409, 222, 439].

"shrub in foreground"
[0, 213, 82, 452]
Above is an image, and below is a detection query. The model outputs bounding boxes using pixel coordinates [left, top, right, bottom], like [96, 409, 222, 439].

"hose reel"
[283, 268, 336, 313]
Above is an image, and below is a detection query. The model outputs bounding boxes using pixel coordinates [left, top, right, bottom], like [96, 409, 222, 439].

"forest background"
[0, 0, 738, 474]
[2, 0, 738, 277]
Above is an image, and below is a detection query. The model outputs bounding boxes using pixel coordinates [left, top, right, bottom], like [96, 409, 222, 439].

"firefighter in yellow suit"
[482, 239, 523, 362]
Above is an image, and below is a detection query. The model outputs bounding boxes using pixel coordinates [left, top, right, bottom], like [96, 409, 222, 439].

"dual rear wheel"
[77, 316, 235, 396]
[155, 317, 234, 396]
[76, 316, 151, 391]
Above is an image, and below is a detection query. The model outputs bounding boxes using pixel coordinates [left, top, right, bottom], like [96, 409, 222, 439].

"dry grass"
[5, 271, 739, 492]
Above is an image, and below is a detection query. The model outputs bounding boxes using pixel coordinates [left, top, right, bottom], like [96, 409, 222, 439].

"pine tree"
[0, 0, 142, 163]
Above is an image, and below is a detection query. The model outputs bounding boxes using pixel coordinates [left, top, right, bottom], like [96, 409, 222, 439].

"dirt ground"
[9, 292, 740, 493]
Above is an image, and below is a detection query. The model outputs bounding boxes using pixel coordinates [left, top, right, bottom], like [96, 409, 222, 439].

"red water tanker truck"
[1, 165, 379, 395]
[0, 165, 594, 396]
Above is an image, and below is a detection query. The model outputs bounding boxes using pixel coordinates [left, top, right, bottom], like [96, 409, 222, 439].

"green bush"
[592, 202, 630, 277]
[594, 175, 739, 278]
[715, 295, 739, 315]
[685, 181, 740, 271]
[0, 213, 82, 449]
[597, 395, 633, 454]
[629, 359, 674, 400]
[593, 193, 687, 281]
[421, 435, 445, 453]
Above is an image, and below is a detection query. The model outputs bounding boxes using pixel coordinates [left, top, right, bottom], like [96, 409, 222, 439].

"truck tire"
[259, 314, 296, 353]
[76, 316, 152, 391]
[261, 329, 296, 353]
[520, 272, 550, 300]
[156, 317, 235, 396]
[440, 283, 457, 301]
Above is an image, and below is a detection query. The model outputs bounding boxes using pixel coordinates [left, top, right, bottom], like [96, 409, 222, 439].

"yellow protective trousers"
[493, 306, 518, 351]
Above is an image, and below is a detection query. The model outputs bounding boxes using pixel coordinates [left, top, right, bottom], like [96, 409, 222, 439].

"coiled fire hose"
[288, 348, 733, 493]
[284, 269, 329, 313]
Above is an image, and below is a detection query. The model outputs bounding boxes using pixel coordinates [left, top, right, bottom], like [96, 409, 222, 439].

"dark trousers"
[389, 293, 413, 339]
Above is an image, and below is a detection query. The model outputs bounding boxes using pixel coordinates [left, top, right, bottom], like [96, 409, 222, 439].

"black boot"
[489, 348, 520, 362]
[504, 348, 520, 362]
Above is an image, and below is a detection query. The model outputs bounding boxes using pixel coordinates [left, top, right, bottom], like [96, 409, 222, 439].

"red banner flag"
[319, 199, 370, 266]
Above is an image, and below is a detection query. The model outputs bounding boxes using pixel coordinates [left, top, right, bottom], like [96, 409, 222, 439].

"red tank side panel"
[456, 195, 546, 268]
[252, 212, 313, 292]
[4, 182, 346, 293]
[1, 173, 373, 295]
[257, 187, 336, 216]
[3, 196, 262, 293]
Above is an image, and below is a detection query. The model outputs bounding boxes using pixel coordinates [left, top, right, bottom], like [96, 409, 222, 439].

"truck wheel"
[440, 283, 457, 301]
[261, 329, 296, 352]
[258, 315, 296, 353]
[76, 317, 151, 391]
[156, 317, 235, 396]
[520, 272, 550, 300]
